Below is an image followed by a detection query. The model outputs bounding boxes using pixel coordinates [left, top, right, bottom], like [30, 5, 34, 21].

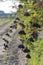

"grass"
[0, 17, 14, 26]
[0, 21, 7, 26]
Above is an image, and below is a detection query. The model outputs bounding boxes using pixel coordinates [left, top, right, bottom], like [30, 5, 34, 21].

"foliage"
[17, 0, 43, 65]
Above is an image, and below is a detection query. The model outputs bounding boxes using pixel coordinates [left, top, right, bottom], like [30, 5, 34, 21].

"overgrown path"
[0, 19, 13, 35]
[0, 22, 28, 65]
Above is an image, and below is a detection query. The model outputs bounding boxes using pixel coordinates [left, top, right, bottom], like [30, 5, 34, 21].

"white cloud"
[0, 0, 19, 13]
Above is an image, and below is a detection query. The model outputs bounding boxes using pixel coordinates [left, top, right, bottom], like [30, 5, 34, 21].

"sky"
[0, 0, 19, 13]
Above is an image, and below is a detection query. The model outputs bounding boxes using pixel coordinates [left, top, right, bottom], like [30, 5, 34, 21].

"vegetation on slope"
[16, 0, 43, 65]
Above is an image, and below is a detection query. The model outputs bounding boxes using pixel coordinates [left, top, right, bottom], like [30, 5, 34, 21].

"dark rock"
[18, 44, 25, 49]
[14, 20, 17, 24]
[6, 33, 11, 37]
[26, 54, 31, 59]
[30, 22, 41, 28]
[23, 48, 30, 53]
[10, 25, 14, 28]
[24, 12, 30, 16]
[3, 38, 9, 44]
[18, 4, 23, 8]
[31, 32, 38, 39]
[33, 23, 41, 28]
[15, 17, 20, 20]
[28, 37, 34, 42]
[4, 43, 8, 50]
[19, 30, 26, 35]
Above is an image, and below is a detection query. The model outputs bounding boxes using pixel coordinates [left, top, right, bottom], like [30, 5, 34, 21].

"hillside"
[0, 0, 43, 65]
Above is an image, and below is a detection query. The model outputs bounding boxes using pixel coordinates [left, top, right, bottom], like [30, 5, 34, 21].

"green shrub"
[17, 0, 43, 65]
